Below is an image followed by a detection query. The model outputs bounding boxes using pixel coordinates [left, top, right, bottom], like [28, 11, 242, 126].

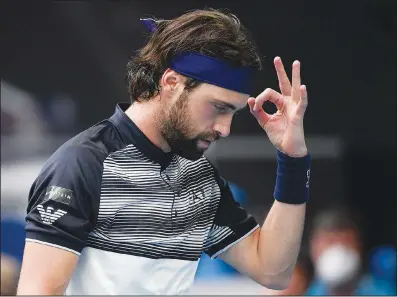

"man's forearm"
[257, 200, 306, 287]
[17, 283, 66, 296]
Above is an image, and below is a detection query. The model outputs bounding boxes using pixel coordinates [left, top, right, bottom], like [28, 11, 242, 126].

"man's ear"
[160, 69, 183, 93]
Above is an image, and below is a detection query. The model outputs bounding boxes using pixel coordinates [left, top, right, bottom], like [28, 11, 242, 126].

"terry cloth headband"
[140, 18, 253, 95]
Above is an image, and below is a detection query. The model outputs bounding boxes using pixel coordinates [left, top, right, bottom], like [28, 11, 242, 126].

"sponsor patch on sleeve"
[43, 186, 73, 206]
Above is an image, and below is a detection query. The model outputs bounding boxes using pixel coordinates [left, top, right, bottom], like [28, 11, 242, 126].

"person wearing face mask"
[306, 207, 395, 295]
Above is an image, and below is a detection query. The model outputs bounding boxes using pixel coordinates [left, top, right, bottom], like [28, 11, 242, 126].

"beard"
[159, 90, 219, 161]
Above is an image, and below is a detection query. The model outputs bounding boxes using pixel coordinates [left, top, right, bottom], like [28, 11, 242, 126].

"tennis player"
[17, 8, 310, 295]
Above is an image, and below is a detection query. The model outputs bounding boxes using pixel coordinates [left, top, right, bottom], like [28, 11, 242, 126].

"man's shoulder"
[44, 120, 121, 171]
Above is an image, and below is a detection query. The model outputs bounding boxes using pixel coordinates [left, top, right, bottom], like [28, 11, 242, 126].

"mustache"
[199, 132, 220, 143]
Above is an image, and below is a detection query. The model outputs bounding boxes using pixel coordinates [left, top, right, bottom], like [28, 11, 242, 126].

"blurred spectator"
[1, 81, 45, 137]
[1, 253, 20, 296]
[306, 207, 396, 295]
[263, 249, 314, 295]
[0, 109, 16, 135]
[1, 81, 50, 161]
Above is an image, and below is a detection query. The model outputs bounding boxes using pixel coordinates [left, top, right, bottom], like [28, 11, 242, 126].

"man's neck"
[125, 100, 171, 153]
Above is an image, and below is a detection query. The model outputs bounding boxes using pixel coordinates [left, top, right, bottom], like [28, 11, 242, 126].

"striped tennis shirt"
[25, 103, 259, 295]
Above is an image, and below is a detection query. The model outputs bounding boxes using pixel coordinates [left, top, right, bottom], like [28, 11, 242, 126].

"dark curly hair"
[125, 8, 262, 103]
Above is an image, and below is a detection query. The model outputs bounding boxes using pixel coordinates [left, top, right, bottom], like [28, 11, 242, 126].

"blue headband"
[140, 18, 253, 95]
[170, 52, 253, 95]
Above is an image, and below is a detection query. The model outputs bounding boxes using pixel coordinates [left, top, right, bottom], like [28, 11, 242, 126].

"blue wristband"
[274, 150, 311, 204]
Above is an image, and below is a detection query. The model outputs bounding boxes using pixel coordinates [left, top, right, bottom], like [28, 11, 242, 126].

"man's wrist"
[273, 150, 311, 204]
[278, 146, 308, 158]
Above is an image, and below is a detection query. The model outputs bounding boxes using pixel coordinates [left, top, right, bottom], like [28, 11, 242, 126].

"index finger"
[254, 88, 285, 112]
[274, 57, 291, 96]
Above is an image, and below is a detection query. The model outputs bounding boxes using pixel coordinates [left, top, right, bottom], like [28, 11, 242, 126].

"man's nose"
[213, 118, 232, 138]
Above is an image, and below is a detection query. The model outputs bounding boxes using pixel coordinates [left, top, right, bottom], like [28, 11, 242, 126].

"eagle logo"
[37, 205, 67, 225]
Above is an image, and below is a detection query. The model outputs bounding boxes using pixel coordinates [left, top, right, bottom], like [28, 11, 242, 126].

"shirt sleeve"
[204, 173, 259, 259]
[25, 145, 103, 255]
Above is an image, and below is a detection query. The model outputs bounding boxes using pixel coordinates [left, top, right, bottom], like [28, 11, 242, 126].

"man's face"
[159, 81, 249, 160]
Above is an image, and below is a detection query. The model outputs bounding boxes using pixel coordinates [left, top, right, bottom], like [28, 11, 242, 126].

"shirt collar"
[109, 103, 174, 167]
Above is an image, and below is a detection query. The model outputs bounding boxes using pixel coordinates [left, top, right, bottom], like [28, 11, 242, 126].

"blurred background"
[0, 0, 396, 295]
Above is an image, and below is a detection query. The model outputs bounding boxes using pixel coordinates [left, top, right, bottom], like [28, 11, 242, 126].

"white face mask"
[315, 244, 361, 288]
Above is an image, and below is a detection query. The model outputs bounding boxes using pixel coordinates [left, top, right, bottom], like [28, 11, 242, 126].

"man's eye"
[214, 105, 228, 113]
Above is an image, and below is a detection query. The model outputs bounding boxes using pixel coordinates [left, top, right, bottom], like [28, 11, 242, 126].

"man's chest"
[87, 156, 220, 260]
